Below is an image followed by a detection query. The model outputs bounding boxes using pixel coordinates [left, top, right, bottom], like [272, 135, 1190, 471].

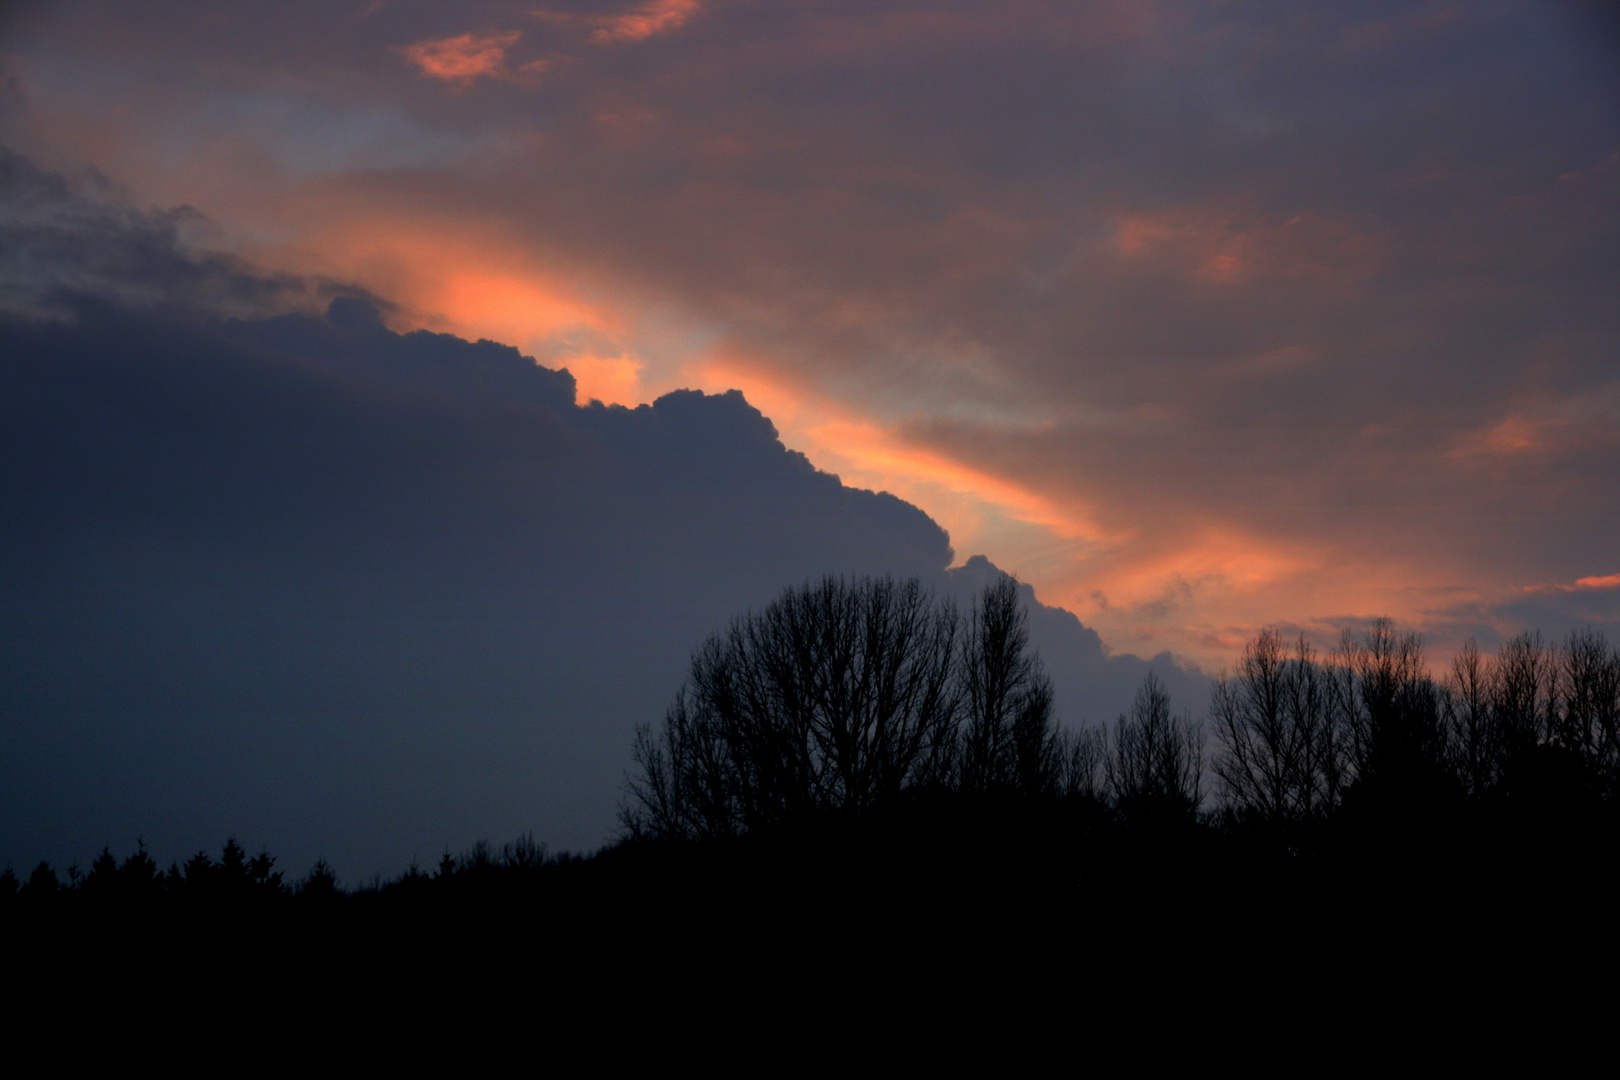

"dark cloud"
[0, 150, 1198, 875]
[0, 146, 320, 319]
[0, 297, 949, 872]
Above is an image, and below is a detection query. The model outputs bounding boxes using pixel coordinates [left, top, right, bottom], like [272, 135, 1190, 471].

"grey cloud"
[0, 296, 949, 875]
[0, 149, 1191, 875]
[0, 147, 319, 319]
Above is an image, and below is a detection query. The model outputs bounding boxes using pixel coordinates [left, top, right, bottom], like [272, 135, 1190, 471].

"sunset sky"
[7, 0, 1618, 665]
[3, 1, 1617, 868]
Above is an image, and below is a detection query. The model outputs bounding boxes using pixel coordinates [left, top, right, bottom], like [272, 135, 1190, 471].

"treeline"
[0, 833, 605, 913]
[7, 575, 1618, 913]
[1210, 621, 1619, 837]
[624, 575, 1620, 847]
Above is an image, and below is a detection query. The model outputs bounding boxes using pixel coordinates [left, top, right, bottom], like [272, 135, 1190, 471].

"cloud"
[3, 1, 1615, 672]
[0, 147, 313, 319]
[1416, 574, 1620, 660]
[535, 0, 702, 44]
[1525, 573, 1620, 595]
[0, 151, 1196, 875]
[1576, 575, 1620, 591]
[400, 30, 546, 88]
[0, 293, 949, 876]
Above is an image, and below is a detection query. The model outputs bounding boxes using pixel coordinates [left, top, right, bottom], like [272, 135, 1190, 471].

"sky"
[2, 1, 1617, 872]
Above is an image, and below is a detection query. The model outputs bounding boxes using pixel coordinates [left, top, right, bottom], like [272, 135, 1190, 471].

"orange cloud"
[235, 199, 1532, 671]
[1085, 529, 1319, 607]
[693, 353, 1109, 556]
[257, 211, 619, 366]
[227, 196, 1536, 673]
[401, 31, 546, 89]
[1576, 574, 1620, 590]
[809, 417, 1103, 540]
[433, 268, 606, 344]
[1521, 572, 1620, 595]
[536, 0, 703, 45]
[689, 345, 1477, 670]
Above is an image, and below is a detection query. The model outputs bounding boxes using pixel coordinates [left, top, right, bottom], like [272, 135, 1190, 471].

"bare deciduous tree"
[623, 574, 1064, 840]
[959, 576, 1060, 798]
[1107, 672, 1204, 823]
[1493, 630, 1557, 763]
[1212, 629, 1338, 829]
[1558, 627, 1620, 774]
[1059, 724, 1108, 801]
[623, 576, 963, 839]
[1334, 619, 1446, 793]
[1445, 637, 1498, 798]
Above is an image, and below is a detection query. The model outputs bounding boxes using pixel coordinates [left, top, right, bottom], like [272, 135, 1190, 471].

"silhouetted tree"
[249, 847, 286, 895]
[83, 847, 120, 896]
[1445, 637, 1498, 798]
[1212, 629, 1338, 832]
[460, 840, 498, 877]
[218, 837, 253, 893]
[958, 576, 1060, 798]
[502, 833, 548, 877]
[1107, 673, 1204, 825]
[623, 574, 1069, 840]
[1331, 620, 1457, 827]
[121, 840, 166, 902]
[395, 860, 430, 892]
[1559, 627, 1620, 784]
[624, 576, 964, 839]
[1059, 724, 1107, 801]
[299, 858, 339, 901]
[1496, 632, 1558, 756]
[183, 849, 216, 892]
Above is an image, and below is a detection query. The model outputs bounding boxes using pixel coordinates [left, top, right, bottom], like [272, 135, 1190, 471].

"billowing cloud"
[0, 150, 1200, 875]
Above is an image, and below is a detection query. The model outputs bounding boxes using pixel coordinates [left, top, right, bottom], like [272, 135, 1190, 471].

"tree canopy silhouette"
[621, 574, 1061, 840]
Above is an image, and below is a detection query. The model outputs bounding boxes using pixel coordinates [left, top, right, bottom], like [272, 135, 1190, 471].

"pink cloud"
[536, 0, 703, 45]
[401, 31, 546, 89]
[1524, 573, 1620, 594]
[1575, 574, 1620, 591]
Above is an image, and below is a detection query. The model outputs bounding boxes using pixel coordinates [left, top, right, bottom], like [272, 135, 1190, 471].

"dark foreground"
[9, 794, 1617, 1032]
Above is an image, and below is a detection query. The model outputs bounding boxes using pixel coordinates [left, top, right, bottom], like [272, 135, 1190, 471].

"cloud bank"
[0, 149, 1202, 875]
